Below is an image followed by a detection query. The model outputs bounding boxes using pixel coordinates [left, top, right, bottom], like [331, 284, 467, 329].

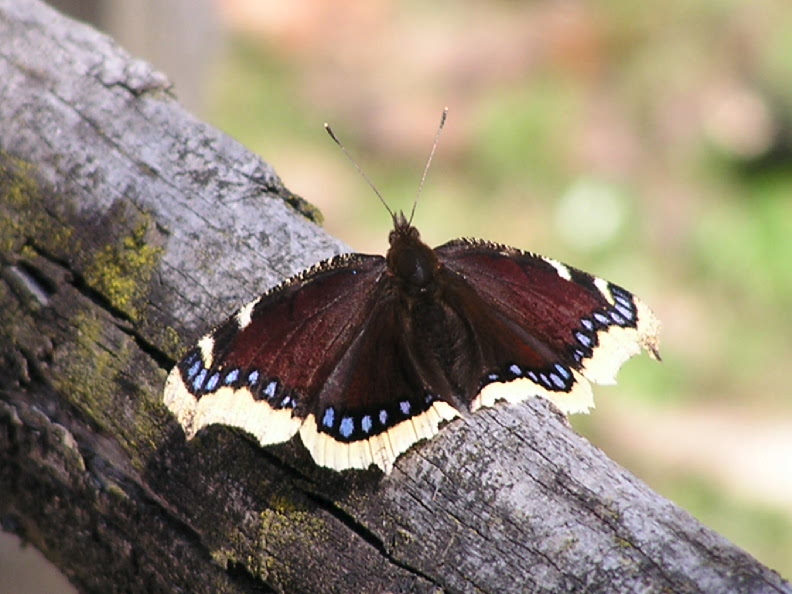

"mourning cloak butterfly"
[163, 116, 661, 474]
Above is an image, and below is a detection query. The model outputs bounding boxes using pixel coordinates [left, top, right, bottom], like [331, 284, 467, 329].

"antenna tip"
[324, 123, 341, 145]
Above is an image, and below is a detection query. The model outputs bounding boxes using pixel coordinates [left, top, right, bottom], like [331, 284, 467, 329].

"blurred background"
[4, 0, 792, 590]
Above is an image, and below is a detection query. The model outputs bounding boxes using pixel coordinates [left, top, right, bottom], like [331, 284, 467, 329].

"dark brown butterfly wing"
[434, 238, 660, 413]
[297, 293, 459, 473]
[164, 252, 457, 473]
[164, 231, 660, 474]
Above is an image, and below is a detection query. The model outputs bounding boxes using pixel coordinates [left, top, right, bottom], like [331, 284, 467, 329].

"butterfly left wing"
[163, 253, 387, 456]
[164, 252, 459, 474]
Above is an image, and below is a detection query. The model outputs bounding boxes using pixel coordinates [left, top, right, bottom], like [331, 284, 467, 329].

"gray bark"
[0, 1, 789, 593]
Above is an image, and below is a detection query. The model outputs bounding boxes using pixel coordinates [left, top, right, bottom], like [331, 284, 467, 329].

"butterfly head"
[387, 211, 439, 290]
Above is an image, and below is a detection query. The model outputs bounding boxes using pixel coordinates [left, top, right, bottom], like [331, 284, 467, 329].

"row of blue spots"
[322, 407, 362, 439]
[609, 286, 636, 323]
[532, 363, 573, 391]
[570, 285, 638, 364]
[247, 371, 295, 409]
[186, 362, 228, 394]
[182, 353, 294, 409]
[487, 362, 574, 392]
[320, 399, 418, 440]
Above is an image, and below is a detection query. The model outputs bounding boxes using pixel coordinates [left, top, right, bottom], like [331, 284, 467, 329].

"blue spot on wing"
[614, 302, 634, 321]
[610, 311, 626, 326]
[549, 373, 566, 389]
[187, 359, 201, 380]
[593, 312, 610, 325]
[192, 369, 207, 392]
[554, 363, 571, 379]
[224, 368, 240, 385]
[339, 417, 354, 438]
[205, 372, 220, 392]
[322, 407, 335, 428]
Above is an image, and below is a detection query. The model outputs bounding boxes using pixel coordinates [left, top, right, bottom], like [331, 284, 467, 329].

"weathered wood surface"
[0, 1, 789, 593]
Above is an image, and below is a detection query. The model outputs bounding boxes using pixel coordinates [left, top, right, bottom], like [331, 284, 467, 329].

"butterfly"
[163, 111, 661, 474]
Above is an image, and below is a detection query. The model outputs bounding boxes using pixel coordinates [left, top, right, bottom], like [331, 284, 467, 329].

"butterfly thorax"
[386, 214, 440, 294]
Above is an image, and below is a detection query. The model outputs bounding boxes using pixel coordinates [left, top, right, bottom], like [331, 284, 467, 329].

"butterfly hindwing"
[299, 295, 460, 473]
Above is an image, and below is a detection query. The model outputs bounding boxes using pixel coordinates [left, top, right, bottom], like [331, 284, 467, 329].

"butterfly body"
[164, 212, 660, 474]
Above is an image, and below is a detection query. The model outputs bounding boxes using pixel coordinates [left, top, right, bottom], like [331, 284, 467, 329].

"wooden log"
[0, 1, 789, 592]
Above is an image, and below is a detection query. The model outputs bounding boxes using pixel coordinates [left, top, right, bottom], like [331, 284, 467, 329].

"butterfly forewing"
[165, 254, 385, 448]
[436, 239, 660, 397]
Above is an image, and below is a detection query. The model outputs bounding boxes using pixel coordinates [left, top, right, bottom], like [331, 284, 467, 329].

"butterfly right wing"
[434, 239, 660, 414]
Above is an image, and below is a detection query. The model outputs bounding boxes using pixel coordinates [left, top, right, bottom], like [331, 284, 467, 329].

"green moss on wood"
[0, 155, 74, 256]
[50, 309, 164, 470]
[53, 310, 129, 436]
[83, 219, 163, 321]
[259, 505, 328, 550]
[207, 503, 331, 584]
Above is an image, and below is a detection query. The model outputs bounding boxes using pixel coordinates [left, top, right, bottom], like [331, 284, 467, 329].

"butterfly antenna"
[409, 106, 448, 225]
[324, 123, 396, 221]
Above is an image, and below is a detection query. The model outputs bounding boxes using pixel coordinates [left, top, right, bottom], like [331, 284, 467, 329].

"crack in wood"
[303, 490, 444, 591]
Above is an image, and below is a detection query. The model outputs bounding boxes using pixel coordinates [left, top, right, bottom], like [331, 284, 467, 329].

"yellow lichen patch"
[0, 156, 70, 255]
[267, 494, 301, 515]
[83, 221, 163, 321]
[288, 192, 324, 225]
[53, 310, 128, 434]
[259, 505, 329, 556]
[0, 154, 37, 209]
[160, 325, 184, 359]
